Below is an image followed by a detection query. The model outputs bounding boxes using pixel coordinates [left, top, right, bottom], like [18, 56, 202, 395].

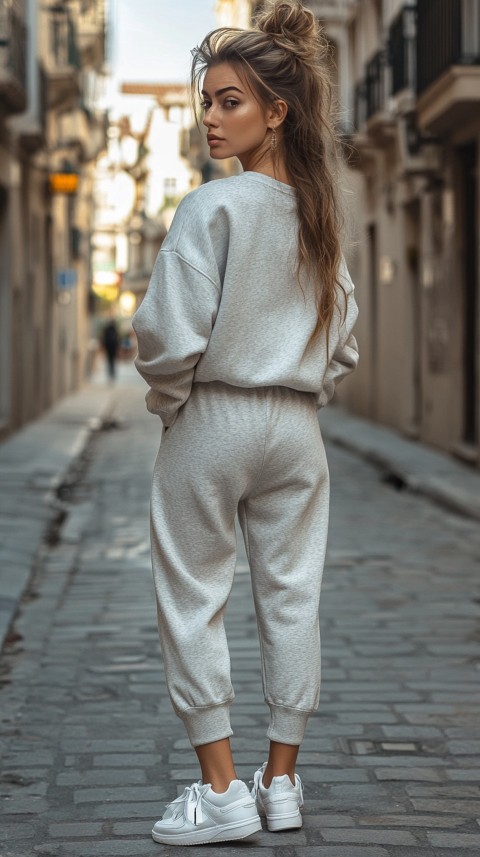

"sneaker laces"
[296, 775, 304, 808]
[250, 766, 264, 800]
[163, 781, 209, 825]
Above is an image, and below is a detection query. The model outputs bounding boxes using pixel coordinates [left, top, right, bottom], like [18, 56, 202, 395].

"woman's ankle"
[262, 765, 295, 788]
[207, 776, 237, 793]
[195, 737, 237, 793]
[263, 740, 299, 787]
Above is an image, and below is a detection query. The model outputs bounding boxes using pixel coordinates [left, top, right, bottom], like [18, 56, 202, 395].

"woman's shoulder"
[176, 174, 251, 215]
[164, 176, 251, 252]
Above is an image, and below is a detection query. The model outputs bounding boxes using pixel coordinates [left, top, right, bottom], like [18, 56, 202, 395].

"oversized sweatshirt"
[132, 170, 359, 427]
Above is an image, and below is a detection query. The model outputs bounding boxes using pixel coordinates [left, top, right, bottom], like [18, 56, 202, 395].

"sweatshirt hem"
[177, 699, 234, 748]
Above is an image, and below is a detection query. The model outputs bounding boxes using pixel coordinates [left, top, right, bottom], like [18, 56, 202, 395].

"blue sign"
[57, 268, 77, 289]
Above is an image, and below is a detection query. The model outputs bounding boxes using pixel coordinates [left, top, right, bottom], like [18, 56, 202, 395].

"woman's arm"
[132, 249, 220, 427]
[317, 273, 359, 409]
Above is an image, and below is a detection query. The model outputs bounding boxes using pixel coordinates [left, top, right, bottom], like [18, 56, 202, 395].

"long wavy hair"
[190, 0, 346, 344]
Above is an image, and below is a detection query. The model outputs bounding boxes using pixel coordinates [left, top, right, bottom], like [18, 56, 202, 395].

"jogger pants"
[150, 381, 330, 747]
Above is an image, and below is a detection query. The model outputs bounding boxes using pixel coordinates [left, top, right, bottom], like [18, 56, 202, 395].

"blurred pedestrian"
[101, 316, 119, 380]
[133, 0, 359, 846]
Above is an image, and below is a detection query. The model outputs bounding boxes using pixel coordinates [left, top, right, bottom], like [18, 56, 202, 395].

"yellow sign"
[49, 173, 79, 194]
[92, 282, 119, 302]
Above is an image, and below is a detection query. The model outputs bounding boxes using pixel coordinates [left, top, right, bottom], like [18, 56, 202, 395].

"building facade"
[340, 0, 480, 465]
[216, 0, 254, 28]
[0, 0, 107, 438]
[251, 1, 480, 467]
[91, 83, 199, 322]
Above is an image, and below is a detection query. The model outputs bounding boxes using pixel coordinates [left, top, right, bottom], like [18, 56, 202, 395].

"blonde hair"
[191, 0, 346, 343]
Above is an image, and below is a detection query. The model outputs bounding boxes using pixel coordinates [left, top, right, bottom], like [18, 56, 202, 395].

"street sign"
[57, 268, 77, 289]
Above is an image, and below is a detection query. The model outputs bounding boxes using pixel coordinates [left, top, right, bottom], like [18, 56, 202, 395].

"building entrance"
[0, 184, 10, 433]
[404, 200, 422, 435]
[457, 141, 479, 448]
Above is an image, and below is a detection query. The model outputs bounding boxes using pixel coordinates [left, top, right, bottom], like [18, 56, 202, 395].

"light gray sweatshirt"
[132, 171, 359, 427]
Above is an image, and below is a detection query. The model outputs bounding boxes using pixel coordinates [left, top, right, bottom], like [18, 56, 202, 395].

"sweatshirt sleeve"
[317, 263, 359, 409]
[132, 249, 221, 426]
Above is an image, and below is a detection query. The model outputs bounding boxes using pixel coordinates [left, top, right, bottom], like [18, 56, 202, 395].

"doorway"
[367, 223, 379, 419]
[404, 200, 422, 434]
[457, 141, 478, 448]
[0, 184, 10, 431]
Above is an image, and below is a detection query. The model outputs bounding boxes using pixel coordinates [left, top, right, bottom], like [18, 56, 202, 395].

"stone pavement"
[0, 380, 118, 650]
[319, 407, 480, 523]
[1, 364, 480, 856]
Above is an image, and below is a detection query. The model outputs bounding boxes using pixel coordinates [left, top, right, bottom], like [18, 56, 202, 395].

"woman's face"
[201, 63, 270, 167]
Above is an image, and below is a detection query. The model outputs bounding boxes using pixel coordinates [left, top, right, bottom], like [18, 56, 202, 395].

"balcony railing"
[352, 57, 387, 131]
[365, 50, 388, 120]
[389, 5, 417, 94]
[0, 0, 27, 113]
[45, 10, 82, 109]
[76, 0, 106, 65]
[13, 59, 48, 151]
[78, 0, 106, 29]
[417, 0, 480, 94]
[354, 80, 367, 131]
[39, 61, 48, 131]
[51, 14, 81, 70]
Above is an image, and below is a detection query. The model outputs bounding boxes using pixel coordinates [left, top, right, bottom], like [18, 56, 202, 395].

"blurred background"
[0, 0, 479, 470]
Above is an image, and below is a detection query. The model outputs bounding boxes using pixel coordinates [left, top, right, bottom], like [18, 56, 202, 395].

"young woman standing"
[132, 0, 359, 846]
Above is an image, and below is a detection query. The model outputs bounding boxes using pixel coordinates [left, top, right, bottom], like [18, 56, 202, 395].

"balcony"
[0, 0, 27, 114]
[364, 50, 396, 145]
[388, 4, 416, 111]
[354, 79, 367, 131]
[11, 61, 48, 152]
[416, 0, 480, 133]
[343, 80, 376, 170]
[76, 0, 106, 68]
[57, 104, 108, 161]
[45, 12, 81, 109]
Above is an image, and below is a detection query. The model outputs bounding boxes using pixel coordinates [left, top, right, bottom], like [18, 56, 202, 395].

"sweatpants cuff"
[267, 703, 312, 745]
[178, 700, 234, 748]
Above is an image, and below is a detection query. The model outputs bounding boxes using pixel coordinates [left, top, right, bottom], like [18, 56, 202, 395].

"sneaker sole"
[266, 810, 302, 831]
[151, 815, 262, 845]
[255, 798, 302, 831]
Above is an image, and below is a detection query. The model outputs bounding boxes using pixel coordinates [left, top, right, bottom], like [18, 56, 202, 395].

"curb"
[319, 406, 480, 522]
[0, 383, 117, 651]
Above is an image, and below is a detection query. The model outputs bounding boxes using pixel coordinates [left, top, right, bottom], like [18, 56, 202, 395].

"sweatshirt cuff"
[145, 389, 178, 426]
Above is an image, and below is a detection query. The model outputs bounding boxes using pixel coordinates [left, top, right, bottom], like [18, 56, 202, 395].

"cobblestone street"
[1, 368, 480, 856]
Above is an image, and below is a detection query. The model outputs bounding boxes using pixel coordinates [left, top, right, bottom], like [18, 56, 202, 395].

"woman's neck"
[239, 153, 294, 188]
[249, 166, 294, 187]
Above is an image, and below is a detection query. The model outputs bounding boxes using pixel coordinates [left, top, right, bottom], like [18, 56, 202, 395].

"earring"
[270, 127, 277, 153]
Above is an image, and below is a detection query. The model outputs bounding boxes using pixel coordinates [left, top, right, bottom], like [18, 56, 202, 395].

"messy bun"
[255, 0, 322, 65]
[191, 1, 345, 345]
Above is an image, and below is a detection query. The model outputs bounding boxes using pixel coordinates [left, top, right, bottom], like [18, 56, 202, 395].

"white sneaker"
[251, 762, 304, 831]
[152, 779, 262, 845]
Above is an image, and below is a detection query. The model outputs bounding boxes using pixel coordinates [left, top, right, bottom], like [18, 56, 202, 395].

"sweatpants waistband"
[191, 379, 318, 406]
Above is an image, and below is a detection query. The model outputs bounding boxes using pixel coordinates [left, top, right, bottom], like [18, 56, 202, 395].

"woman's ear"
[267, 99, 288, 127]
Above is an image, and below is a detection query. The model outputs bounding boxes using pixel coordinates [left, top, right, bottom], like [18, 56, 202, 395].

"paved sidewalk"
[1, 369, 480, 856]
[320, 407, 480, 522]
[0, 378, 119, 650]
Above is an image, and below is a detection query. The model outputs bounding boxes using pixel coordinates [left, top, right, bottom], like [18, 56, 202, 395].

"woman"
[132, 0, 359, 846]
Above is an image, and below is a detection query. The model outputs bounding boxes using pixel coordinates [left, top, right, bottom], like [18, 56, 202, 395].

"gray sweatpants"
[150, 381, 330, 748]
